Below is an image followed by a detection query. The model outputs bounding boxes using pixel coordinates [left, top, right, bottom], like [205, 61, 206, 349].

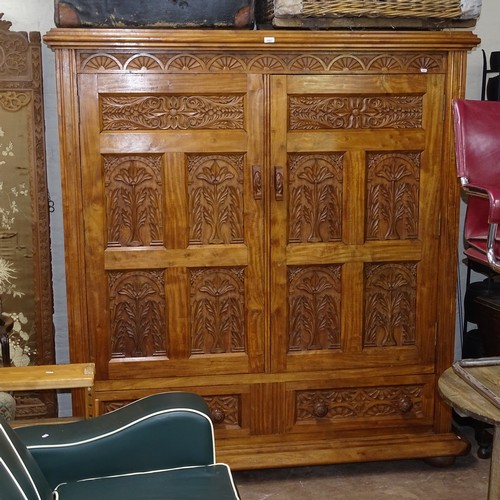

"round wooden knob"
[313, 402, 329, 418]
[396, 396, 413, 414]
[211, 407, 226, 424]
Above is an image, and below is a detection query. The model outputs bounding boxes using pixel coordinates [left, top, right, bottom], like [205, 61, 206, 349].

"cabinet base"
[217, 432, 469, 470]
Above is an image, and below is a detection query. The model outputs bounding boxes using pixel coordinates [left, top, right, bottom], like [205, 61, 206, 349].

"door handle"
[274, 166, 284, 201]
[252, 165, 262, 200]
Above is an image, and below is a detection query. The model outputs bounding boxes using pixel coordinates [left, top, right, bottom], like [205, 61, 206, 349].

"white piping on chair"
[0, 426, 42, 500]
[53, 463, 240, 498]
[26, 407, 217, 462]
[0, 458, 30, 500]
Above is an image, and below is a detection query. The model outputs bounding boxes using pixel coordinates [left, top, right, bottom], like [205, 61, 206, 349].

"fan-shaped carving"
[125, 54, 163, 71]
[249, 55, 285, 72]
[290, 56, 327, 72]
[329, 55, 364, 72]
[368, 55, 403, 72]
[407, 55, 441, 73]
[208, 55, 244, 72]
[167, 54, 204, 71]
[82, 53, 121, 71]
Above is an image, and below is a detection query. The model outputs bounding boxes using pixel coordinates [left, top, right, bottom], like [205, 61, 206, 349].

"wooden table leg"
[488, 426, 500, 500]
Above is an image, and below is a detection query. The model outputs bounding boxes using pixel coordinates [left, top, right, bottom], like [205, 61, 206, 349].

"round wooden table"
[439, 364, 500, 500]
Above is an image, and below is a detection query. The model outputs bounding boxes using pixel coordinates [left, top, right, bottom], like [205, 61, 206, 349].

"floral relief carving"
[205, 395, 240, 427]
[190, 268, 245, 355]
[366, 152, 420, 241]
[296, 385, 424, 422]
[188, 154, 244, 245]
[0, 30, 30, 79]
[288, 153, 344, 243]
[104, 155, 163, 247]
[289, 96, 423, 130]
[101, 94, 244, 131]
[364, 263, 417, 347]
[109, 270, 166, 358]
[288, 266, 342, 351]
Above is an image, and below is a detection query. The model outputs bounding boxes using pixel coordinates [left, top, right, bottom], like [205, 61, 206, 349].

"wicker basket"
[264, 0, 481, 22]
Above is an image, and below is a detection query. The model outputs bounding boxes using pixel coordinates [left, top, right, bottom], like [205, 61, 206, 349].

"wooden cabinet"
[45, 29, 479, 469]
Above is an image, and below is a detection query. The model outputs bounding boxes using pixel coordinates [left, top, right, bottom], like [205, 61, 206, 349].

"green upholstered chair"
[0, 392, 239, 499]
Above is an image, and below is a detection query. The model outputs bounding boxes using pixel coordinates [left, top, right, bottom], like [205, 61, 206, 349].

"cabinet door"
[78, 72, 266, 380]
[270, 73, 444, 373]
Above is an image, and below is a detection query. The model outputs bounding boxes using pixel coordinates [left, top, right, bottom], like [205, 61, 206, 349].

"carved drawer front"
[288, 375, 434, 432]
[95, 385, 249, 438]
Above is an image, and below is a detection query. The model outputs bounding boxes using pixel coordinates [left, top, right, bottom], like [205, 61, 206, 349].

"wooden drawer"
[94, 384, 251, 438]
[287, 375, 435, 433]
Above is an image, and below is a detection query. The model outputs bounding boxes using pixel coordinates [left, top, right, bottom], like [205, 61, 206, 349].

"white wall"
[1, 1, 499, 414]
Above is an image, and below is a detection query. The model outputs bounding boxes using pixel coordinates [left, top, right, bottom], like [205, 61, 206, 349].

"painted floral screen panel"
[0, 16, 56, 417]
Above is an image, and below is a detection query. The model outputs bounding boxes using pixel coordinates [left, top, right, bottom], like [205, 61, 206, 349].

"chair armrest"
[462, 182, 500, 224]
[15, 392, 216, 488]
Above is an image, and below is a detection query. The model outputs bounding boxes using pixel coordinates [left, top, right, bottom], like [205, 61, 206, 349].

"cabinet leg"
[476, 426, 493, 459]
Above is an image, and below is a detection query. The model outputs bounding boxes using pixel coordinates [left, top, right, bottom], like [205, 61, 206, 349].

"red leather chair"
[453, 99, 500, 273]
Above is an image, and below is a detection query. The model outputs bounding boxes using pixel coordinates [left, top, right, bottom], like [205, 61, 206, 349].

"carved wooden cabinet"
[45, 29, 479, 469]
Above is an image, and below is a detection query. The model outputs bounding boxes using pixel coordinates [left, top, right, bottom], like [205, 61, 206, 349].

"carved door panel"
[78, 72, 266, 380]
[270, 73, 444, 373]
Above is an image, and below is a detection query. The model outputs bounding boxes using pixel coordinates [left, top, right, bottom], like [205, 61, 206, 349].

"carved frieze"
[296, 385, 424, 422]
[79, 51, 445, 75]
[108, 270, 166, 358]
[188, 154, 244, 245]
[288, 153, 343, 243]
[104, 155, 163, 247]
[364, 263, 417, 347]
[366, 152, 420, 241]
[101, 94, 244, 131]
[190, 268, 245, 354]
[288, 266, 342, 351]
[289, 96, 423, 130]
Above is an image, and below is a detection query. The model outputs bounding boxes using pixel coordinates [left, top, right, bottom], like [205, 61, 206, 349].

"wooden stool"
[438, 360, 500, 500]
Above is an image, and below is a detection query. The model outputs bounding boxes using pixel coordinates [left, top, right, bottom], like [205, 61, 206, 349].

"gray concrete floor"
[233, 425, 492, 499]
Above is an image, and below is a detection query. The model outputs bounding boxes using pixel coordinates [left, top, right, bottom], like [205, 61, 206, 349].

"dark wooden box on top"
[54, 0, 255, 28]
